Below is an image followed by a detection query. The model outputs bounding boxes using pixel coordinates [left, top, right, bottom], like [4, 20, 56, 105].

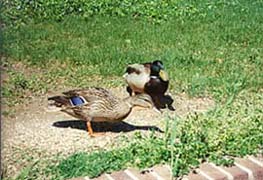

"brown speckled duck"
[48, 87, 154, 136]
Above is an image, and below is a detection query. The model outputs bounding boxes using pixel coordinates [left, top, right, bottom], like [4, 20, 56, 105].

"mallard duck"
[123, 60, 169, 96]
[48, 87, 153, 136]
[123, 60, 174, 110]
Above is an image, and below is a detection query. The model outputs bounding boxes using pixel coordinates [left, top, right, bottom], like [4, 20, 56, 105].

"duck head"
[126, 93, 154, 108]
[151, 60, 169, 82]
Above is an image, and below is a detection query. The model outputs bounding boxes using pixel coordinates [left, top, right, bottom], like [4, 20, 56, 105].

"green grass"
[2, 0, 263, 179]
[50, 90, 262, 179]
[12, 90, 263, 179]
[3, 1, 263, 103]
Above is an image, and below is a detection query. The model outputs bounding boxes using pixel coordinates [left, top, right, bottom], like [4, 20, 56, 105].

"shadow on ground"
[53, 120, 164, 133]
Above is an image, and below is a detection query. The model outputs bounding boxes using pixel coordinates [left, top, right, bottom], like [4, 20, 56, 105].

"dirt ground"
[1, 86, 214, 178]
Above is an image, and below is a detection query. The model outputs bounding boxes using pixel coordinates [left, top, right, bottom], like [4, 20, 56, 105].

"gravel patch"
[1, 87, 215, 178]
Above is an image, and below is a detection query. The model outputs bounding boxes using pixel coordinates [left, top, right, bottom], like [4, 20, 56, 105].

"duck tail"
[48, 96, 71, 106]
[47, 96, 70, 112]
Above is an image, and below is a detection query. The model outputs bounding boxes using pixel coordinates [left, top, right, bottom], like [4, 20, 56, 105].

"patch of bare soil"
[1, 86, 214, 178]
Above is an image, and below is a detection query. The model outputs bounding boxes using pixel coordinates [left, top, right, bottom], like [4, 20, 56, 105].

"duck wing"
[63, 87, 118, 102]
[48, 95, 71, 107]
[49, 87, 118, 107]
[63, 88, 125, 121]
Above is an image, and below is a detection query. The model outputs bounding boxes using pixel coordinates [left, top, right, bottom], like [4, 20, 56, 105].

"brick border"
[69, 155, 263, 180]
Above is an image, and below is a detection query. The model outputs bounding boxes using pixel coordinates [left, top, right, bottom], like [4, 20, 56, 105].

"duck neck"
[123, 96, 135, 108]
[123, 95, 152, 109]
[111, 99, 133, 120]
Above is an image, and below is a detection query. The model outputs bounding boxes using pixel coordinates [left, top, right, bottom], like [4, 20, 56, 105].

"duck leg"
[126, 86, 133, 96]
[163, 94, 175, 111]
[152, 94, 164, 109]
[86, 121, 94, 135]
[86, 121, 106, 137]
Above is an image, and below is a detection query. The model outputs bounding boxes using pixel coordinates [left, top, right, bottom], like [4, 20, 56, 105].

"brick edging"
[69, 155, 263, 180]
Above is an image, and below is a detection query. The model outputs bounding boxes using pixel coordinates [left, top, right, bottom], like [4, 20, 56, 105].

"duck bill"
[159, 69, 169, 81]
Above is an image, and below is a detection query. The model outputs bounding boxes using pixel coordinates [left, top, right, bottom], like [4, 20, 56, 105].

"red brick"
[152, 165, 173, 179]
[249, 155, 263, 167]
[221, 165, 248, 180]
[110, 170, 133, 180]
[198, 163, 228, 180]
[255, 154, 263, 163]
[257, 154, 263, 159]
[183, 172, 208, 180]
[235, 158, 263, 180]
[125, 168, 157, 180]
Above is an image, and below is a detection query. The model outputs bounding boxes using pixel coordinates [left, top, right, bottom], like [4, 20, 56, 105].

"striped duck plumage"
[48, 87, 153, 136]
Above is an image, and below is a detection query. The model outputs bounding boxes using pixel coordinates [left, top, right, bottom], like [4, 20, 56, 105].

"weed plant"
[15, 90, 263, 179]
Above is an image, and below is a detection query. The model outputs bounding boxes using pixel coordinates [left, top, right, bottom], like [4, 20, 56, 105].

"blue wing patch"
[70, 96, 86, 106]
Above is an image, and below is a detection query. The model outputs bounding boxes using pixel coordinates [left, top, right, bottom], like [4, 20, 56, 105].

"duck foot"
[87, 121, 106, 137]
[90, 132, 106, 137]
[168, 104, 175, 111]
[134, 106, 151, 111]
[152, 107, 162, 114]
[163, 94, 175, 111]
